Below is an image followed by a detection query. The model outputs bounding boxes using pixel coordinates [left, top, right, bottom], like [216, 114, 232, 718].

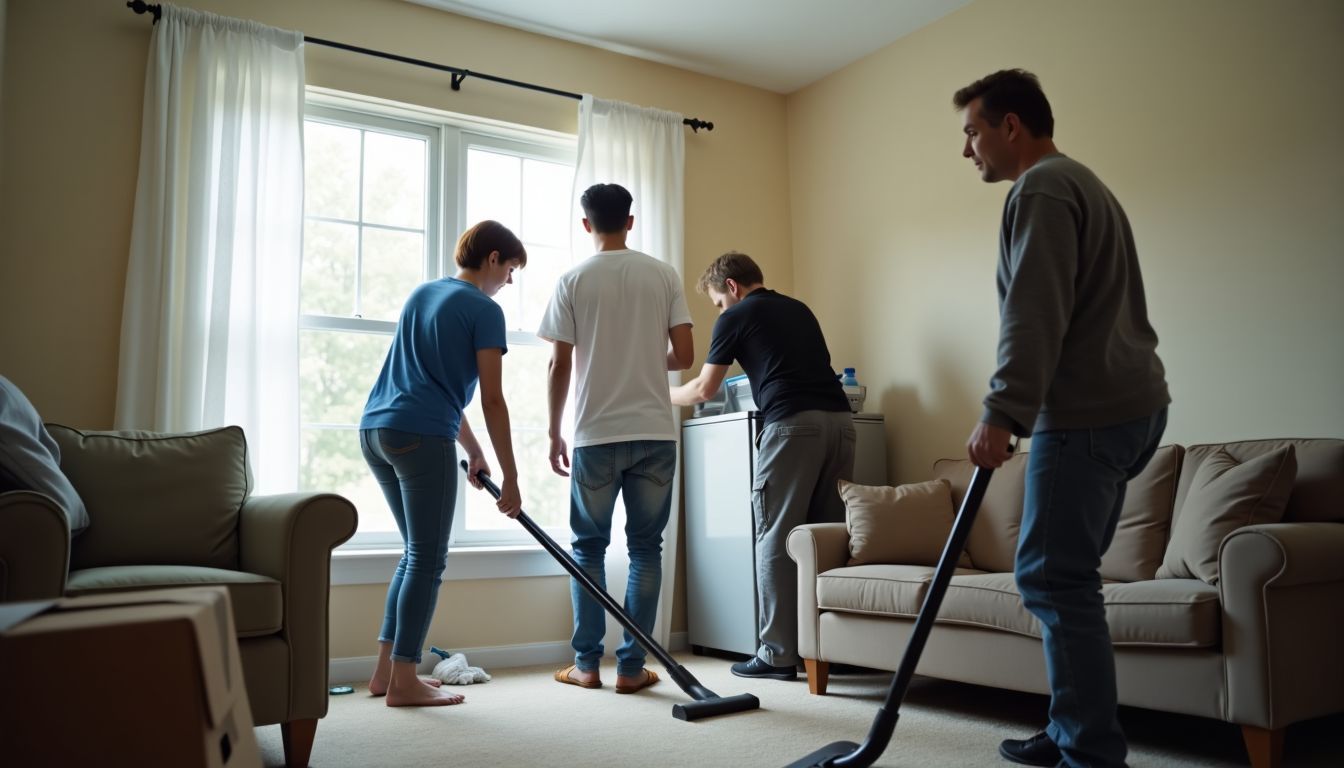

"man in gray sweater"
[955, 70, 1170, 768]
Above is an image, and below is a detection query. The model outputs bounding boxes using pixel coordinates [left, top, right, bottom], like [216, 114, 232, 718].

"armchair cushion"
[65, 565, 281, 636]
[1158, 444, 1297, 584]
[47, 425, 250, 571]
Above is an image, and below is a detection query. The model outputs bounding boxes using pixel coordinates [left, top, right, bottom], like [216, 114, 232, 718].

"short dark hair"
[952, 69, 1054, 138]
[579, 183, 633, 234]
[697, 251, 764, 294]
[454, 220, 526, 270]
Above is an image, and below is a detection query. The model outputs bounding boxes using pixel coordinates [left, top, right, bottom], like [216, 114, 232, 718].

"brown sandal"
[553, 664, 602, 689]
[614, 668, 660, 694]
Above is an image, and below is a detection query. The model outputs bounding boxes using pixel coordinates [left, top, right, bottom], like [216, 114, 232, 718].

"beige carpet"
[257, 654, 1342, 767]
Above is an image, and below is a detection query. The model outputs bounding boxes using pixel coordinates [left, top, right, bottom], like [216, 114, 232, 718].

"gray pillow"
[0, 375, 89, 534]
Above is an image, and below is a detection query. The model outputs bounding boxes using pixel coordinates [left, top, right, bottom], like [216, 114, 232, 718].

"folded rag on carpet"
[428, 648, 491, 685]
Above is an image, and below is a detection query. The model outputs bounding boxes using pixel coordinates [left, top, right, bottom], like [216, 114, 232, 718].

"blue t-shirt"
[360, 277, 508, 439]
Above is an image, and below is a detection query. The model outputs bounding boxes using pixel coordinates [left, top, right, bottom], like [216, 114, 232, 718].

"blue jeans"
[360, 428, 456, 664]
[568, 440, 676, 677]
[1017, 409, 1167, 768]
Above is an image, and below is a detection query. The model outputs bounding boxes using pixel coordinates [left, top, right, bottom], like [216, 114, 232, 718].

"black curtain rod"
[126, 1, 714, 132]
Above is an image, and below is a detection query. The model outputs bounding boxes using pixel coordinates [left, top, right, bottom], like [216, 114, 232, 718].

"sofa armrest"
[788, 523, 851, 661]
[0, 491, 70, 602]
[1219, 522, 1344, 729]
[238, 493, 357, 721]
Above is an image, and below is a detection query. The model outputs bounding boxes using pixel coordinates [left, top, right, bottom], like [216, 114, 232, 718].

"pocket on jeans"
[379, 429, 422, 455]
[631, 442, 676, 486]
[574, 446, 615, 491]
[1087, 419, 1147, 472]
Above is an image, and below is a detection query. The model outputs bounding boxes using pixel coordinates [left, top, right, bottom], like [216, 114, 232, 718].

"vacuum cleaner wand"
[461, 461, 760, 721]
[783, 462, 1001, 767]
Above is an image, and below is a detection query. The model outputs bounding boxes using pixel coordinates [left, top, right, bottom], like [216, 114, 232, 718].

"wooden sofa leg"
[1240, 724, 1284, 768]
[281, 718, 318, 768]
[804, 658, 830, 695]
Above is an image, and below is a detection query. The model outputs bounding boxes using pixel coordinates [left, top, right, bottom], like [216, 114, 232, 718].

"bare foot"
[554, 663, 601, 688]
[369, 674, 442, 696]
[385, 677, 464, 707]
[615, 668, 660, 694]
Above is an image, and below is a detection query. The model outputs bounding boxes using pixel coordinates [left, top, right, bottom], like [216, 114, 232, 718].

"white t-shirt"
[538, 248, 693, 447]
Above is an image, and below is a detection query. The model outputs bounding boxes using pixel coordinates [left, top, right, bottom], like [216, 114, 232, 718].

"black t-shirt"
[706, 288, 850, 424]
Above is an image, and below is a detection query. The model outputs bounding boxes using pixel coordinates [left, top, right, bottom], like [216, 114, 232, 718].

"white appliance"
[681, 411, 887, 656]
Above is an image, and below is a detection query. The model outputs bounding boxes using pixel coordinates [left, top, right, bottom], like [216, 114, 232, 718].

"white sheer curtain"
[573, 95, 687, 649]
[115, 5, 305, 494]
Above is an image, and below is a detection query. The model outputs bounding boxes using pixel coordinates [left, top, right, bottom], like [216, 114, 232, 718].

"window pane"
[300, 427, 398, 533]
[461, 342, 572, 530]
[301, 220, 357, 316]
[466, 148, 521, 234]
[304, 121, 360, 221]
[361, 228, 423, 321]
[363, 132, 426, 229]
[522, 158, 573, 248]
[299, 328, 393, 426]
[518, 245, 570, 331]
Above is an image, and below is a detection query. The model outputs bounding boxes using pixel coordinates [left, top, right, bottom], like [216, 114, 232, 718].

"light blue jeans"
[360, 428, 456, 664]
[1018, 409, 1167, 768]
[568, 440, 677, 677]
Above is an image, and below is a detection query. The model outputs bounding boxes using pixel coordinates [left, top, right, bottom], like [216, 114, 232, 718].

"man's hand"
[549, 435, 571, 477]
[967, 421, 1014, 468]
[465, 453, 491, 489]
[496, 478, 522, 519]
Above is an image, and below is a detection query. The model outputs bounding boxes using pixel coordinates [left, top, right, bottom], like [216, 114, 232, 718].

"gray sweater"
[983, 154, 1169, 437]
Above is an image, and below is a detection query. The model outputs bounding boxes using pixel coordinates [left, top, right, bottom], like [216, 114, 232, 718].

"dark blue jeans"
[360, 428, 456, 664]
[568, 440, 677, 677]
[1017, 409, 1167, 768]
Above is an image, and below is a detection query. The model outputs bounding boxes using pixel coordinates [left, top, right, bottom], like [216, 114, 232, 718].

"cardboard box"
[0, 586, 261, 768]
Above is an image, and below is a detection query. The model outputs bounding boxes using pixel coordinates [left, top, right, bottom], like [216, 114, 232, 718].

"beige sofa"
[0, 425, 357, 768]
[788, 438, 1344, 768]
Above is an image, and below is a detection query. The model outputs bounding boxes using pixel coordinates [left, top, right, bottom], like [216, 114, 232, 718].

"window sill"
[331, 544, 568, 585]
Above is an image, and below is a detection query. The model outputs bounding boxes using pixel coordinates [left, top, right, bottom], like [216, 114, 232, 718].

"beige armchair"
[0, 425, 356, 768]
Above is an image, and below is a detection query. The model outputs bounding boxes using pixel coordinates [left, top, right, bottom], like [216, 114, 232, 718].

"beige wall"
[787, 0, 1344, 485]
[0, 0, 791, 655]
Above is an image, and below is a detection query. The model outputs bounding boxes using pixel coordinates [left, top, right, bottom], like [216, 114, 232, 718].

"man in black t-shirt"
[671, 251, 855, 681]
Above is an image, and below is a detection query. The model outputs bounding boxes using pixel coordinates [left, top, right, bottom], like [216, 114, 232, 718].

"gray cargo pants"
[753, 409, 856, 667]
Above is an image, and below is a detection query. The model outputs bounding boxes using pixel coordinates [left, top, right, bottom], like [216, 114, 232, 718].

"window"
[299, 93, 577, 550]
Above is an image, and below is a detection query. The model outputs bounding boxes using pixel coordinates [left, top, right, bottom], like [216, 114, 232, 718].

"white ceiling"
[405, 0, 974, 94]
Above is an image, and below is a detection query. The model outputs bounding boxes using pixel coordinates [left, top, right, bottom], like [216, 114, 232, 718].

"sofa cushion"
[1176, 439, 1343, 524]
[65, 565, 282, 636]
[934, 574, 1221, 648]
[47, 425, 250, 571]
[1157, 445, 1296, 584]
[817, 564, 985, 617]
[1099, 445, 1183, 583]
[840, 478, 972, 567]
[932, 452, 1028, 573]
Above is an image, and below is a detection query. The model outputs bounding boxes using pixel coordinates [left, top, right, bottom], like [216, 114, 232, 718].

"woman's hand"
[497, 477, 522, 519]
[465, 453, 491, 490]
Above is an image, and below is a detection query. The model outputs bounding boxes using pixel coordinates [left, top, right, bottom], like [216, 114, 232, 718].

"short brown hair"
[697, 251, 764, 294]
[952, 69, 1054, 138]
[454, 220, 526, 270]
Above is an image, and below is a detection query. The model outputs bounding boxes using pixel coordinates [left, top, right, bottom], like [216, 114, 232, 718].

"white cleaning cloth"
[430, 652, 492, 685]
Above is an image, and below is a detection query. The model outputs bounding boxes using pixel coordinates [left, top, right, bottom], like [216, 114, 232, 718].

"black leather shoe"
[730, 657, 797, 680]
[998, 731, 1061, 766]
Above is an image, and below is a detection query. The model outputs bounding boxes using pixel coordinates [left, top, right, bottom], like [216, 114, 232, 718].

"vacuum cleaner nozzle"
[781, 741, 860, 768]
[672, 692, 760, 721]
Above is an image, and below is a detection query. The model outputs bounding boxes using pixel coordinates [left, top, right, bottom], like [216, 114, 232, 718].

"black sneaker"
[730, 657, 797, 680]
[998, 731, 1061, 766]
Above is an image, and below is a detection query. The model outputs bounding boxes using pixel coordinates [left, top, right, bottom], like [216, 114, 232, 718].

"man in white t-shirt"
[538, 183, 694, 696]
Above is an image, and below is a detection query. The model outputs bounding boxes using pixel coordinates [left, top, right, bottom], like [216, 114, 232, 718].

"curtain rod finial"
[127, 1, 162, 23]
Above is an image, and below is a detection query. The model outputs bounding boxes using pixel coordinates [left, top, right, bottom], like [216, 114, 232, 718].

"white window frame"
[302, 87, 577, 573]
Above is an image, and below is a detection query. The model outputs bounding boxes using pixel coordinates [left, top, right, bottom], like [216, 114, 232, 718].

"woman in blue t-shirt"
[359, 219, 525, 707]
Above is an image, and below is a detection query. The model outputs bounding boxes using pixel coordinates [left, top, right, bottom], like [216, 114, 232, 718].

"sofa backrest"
[1173, 438, 1344, 526]
[932, 452, 1027, 574]
[47, 425, 250, 571]
[932, 444, 1183, 580]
